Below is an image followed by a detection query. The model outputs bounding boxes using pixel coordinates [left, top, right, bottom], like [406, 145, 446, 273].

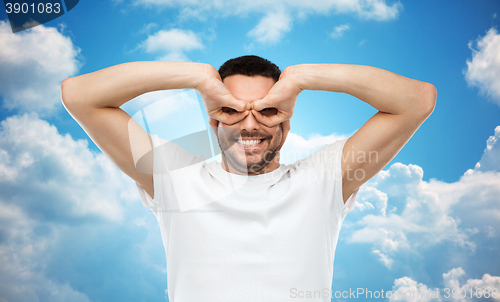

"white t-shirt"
[137, 134, 358, 302]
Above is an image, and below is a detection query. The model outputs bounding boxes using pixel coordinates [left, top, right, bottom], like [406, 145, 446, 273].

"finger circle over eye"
[251, 109, 269, 125]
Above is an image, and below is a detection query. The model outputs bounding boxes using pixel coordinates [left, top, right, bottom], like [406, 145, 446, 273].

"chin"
[230, 151, 280, 174]
[225, 155, 266, 174]
[216, 130, 282, 174]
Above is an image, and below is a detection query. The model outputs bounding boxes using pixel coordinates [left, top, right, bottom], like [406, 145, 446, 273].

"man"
[61, 55, 436, 301]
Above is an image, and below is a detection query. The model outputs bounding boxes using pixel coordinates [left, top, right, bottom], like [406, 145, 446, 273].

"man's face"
[216, 75, 283, 175]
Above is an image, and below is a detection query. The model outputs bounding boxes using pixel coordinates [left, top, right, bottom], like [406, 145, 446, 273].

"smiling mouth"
[236, 138, 265, 148]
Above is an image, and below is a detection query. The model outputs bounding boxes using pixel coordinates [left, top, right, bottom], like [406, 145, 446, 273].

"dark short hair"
[218, 55, 281, 82]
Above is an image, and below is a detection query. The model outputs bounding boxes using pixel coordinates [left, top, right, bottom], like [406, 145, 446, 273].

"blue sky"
[0, 0, 500, 301]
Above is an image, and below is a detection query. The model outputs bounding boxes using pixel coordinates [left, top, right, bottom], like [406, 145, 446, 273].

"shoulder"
[294, 137, 349, 167]
[283, 138, 349, 185]
[150, 134, 206, 170]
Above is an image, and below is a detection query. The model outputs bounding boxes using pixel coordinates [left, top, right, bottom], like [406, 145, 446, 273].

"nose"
[239, 110, 261, 132]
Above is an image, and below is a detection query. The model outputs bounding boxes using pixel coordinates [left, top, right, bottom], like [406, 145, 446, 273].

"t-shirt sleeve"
[299, 137, 358, 219]
[136, 134, 204, 219]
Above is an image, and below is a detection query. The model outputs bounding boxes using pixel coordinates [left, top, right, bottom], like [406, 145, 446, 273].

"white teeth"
[237, 139, 263, 147]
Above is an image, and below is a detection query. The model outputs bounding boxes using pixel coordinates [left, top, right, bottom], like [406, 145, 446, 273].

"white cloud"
[443, 267, 466, 290]
[355, 185, 388, 215]
[454, 272, 500, 302]
[465, 28, 500, 105]
[348, 157, 500, 266]
[389, 268, 500, 302]
[0, 197, 165, 301]
[0, 114, 169, 301]
[372, 249, 393, 268]
[473, 125, 500, 172]
[139, 28, 203, 61]
[0, 113, 131, 222]
[0, 21, 80, 114]
[330, 23, 351, 38]
[442, 170, 500, 234]
[0, 202, 92, 301]
[248, 11, 292, 44]
[355, 0, 401, 20]
[349, 162, 473, 251]
[389, 276, 441, 302]
[131, 0, 402, 44]
[139, 22, 158, 34]
[133, 0, 402, 21]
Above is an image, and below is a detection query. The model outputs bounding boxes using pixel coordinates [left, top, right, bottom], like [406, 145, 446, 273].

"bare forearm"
[288, 64, 436, 116]
[61, 61, 209, 109]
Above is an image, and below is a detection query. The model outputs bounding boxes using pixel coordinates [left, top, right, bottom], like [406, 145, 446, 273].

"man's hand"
[251, 66, 303, 127]
[196, 65, 250, 128]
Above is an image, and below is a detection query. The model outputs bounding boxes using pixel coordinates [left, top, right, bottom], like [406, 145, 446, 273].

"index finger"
[220, 92, 249, 112]
[251, 95, 277, 112]
[251, 109, 287, 128]
[214, 110, 250, 126]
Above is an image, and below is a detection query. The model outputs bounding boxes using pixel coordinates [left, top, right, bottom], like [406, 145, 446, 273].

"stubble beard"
[217, 127, 283, 175]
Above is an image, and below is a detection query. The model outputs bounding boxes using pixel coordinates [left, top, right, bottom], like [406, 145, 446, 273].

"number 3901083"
[5, 3, 61, 14]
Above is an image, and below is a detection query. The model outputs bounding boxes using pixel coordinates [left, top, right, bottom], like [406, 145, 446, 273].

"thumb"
[209, 117, 219, 130]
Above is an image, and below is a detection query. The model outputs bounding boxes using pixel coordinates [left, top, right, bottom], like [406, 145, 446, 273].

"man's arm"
[253, 64, 437, 204]
[61, 61, 246, 199]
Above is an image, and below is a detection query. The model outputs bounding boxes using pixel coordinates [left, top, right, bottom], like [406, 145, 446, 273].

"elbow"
[60, 77, 79, 112]
[425, 83, 437, 112]
[61, 78, 73, 103]
[416, 82, 437, 119]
